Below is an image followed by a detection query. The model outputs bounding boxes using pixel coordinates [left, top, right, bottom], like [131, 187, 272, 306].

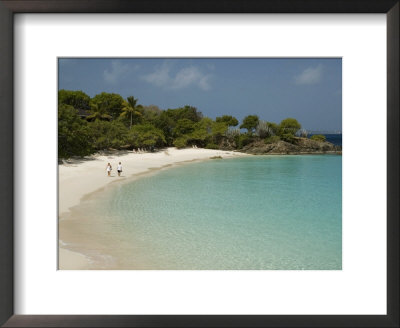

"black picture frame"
[0, 1, 398, 327]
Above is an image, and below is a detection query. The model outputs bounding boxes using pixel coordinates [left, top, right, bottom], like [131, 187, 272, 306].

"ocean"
[81, 155, 342, 270]
[309, 134, 342, 146]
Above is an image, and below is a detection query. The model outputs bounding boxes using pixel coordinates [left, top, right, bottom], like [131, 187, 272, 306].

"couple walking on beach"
[106, 162, 123, 177]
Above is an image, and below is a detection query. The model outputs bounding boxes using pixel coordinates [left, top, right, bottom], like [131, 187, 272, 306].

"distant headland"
[237, 137, 341, 155]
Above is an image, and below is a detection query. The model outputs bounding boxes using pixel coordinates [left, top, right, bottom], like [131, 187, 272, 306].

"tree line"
[58, 89, 325, 158]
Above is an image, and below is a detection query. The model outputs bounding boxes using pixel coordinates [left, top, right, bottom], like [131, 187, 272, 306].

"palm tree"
[120, 96, 143, 129]
[87, 102, 112, 121]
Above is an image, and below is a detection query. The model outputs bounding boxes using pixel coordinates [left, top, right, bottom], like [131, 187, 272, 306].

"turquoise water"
[97, 155, 342, 270]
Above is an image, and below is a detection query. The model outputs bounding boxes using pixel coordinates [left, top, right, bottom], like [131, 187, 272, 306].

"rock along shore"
[240, 137, 342, 155]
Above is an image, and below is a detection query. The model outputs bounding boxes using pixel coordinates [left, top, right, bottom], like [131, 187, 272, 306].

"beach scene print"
[58, 58, 342, 270]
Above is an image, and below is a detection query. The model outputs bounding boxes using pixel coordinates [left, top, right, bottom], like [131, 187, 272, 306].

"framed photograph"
[1, 1, 398, 327]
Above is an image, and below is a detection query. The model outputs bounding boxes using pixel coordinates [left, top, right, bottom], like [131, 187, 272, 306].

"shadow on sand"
[59, 148, 170, 165]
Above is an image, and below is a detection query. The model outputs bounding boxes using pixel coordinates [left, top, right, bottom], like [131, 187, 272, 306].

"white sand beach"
[59, 147, 248, 269]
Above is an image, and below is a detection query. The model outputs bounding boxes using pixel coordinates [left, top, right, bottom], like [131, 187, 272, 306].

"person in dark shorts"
[117, 162, 122, 177]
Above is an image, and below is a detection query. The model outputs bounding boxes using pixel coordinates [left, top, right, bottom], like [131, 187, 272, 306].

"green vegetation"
[310, 134, 327, 142]
[128, 123, 165, 148]
[264, 135, 281, 144]
[267, 122, 280, 136]
[279, 118, 301, 135]
[280, 133, 295, 143]
[58, 89, 327, 158]
[216, 115, 239, 127]
[240, 115, 259, 133]
[121, 96, 143, 129]
[58, 104, 93, 158]
[91, 92, 124, 120]
[87, 101, 112, 121]
[88, 120, 127, 149]
[205, 143, 219, 149]
[58, 90, 91, 111]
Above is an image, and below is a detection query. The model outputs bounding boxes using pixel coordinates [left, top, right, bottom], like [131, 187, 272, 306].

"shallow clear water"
[96, 155, 342, 270]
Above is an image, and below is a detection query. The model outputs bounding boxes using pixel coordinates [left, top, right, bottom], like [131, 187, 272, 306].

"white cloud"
[294, 64, 323, 85]
[103, 61, 139, 84]
[142, 62, 211, 91]
[141, 62, 171, 87]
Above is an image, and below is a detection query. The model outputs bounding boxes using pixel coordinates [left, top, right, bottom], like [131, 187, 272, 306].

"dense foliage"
[279, 118, 301, 135]
[58, 90, 321, 158]
[58, 90, 91, 111]
[58, 104, 93, 158]
[240, 115, 259, 133]
[310, 134, 327, 142]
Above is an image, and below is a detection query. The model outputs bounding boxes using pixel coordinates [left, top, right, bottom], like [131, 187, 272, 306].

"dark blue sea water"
[91, 155, 342, 270]
[310, 134, 342, 146]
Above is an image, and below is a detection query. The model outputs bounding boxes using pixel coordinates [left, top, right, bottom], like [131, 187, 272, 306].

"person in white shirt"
[106, 163, 112, 177]
[117, 162, 122, 177]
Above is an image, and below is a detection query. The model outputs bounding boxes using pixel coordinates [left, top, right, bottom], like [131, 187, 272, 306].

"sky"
[58, 58, 342, 132]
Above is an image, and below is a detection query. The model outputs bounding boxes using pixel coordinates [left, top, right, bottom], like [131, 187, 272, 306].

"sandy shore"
[59, 248, 91, 270]
[59, 147, 247, 269]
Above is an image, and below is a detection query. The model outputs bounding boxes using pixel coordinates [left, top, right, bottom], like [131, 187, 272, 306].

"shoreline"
[59, 148, 248, 215]
[58, 147, 249, 269]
